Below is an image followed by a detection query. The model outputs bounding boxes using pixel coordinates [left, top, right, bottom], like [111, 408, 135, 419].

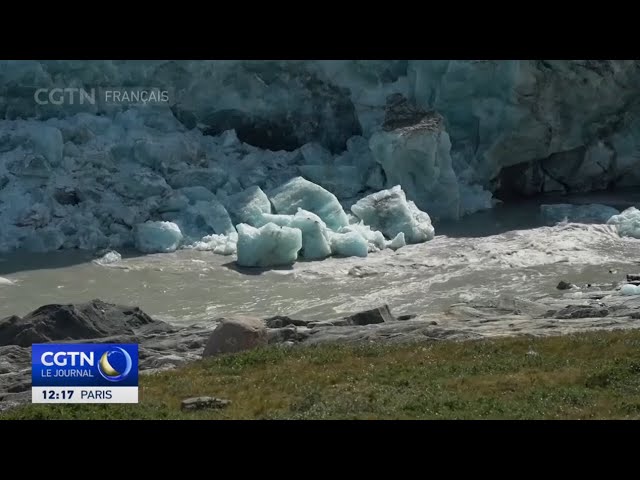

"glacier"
[2, 60, 640, 257]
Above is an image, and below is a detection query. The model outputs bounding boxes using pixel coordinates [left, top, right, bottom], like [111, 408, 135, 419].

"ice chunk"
[255, 213, 295, 227]
[248, 209, 331, 260]
[175, 200, 236, 240]
[541, 204, 620, 225]
[607, 207, 640, 238]
[93, 250, 122, 265]
[269, 177, 349, 231]
[328, 231, 368, 258]
[338, 222, 386, 252]
[223, 186, 272, 226]
[236, 223, 302, 267]
[368, 113, 460, 220]
[387, 232, 406, 250]
[289, 210, 332, 260]
[351, 185, 435, 243]
[190, 232, 238, 256]
[621, 284, 640, 296]
[134, 221, 183, 253]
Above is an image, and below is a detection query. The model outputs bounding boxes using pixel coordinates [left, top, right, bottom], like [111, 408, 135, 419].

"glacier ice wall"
[1, 60, 640, 253]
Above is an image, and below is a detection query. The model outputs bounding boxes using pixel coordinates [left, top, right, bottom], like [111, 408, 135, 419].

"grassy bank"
[4, 329, 640, 420]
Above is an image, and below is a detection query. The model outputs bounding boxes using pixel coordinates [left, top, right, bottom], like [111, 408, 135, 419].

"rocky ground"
[2, 276, 640, 412]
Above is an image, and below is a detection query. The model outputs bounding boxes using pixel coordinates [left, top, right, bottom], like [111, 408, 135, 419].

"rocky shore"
[2, 274, 640, 412]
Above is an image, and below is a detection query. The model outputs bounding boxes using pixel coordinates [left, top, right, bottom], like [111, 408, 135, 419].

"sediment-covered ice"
[541, 204, 620, 225]
[607, 207, 640, 238]
[351, 186, 435, 244]
[134, 221, 183, 253]
[236, 223, 302, 267]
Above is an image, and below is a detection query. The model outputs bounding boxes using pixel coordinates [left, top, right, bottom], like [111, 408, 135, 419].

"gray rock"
[267, 326, 298, 344]
[264, 315, 310, 328]
[0, 299, 170, 347]
[181, 396, 231, 411]
[202, 316, 267, 357]
[397, 314, 417, 321]
[554, 305, 610, 319]
[557, 280, 574, 290]
[345, 305, 395, 326]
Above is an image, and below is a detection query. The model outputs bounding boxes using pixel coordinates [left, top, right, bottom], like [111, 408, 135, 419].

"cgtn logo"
[32, 344, 138, 404]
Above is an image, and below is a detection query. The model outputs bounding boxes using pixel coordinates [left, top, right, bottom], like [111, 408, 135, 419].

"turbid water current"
[1, 195, 639, 331]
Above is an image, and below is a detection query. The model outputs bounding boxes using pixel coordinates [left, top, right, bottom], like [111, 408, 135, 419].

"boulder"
[203, 316, 268, 357]
[0, 299, 167, 347]
[345, 305, 395, 325]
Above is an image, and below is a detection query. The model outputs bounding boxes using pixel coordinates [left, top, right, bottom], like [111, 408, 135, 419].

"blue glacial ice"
[607, 207, 640, 239]
[351, 185, 435, 244]
[222, 185, 272, 226]
[269, 177, 350, 231]
[134, 221, 183, 253]
[5, 60, 637, 258]
[327, 231, 369, 258]
[236, 223, 302, 267]
[541, 204, 620, 226]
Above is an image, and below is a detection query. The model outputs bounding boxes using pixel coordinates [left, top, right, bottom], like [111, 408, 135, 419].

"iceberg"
[134, 221, 183, 253]
[607, 207, 640, 238]
[621, 284, 640, 296]
[386, 232, 406, 250]
[236, 223, 302, 268]
[328, 231, 369, 258]
[289, 210, 332, 260]
[223, 185, 272, 226]
[269, 177, 349, 231]
[173, 200, 236, 241]
[338, 222, 386, 252]
[351, 185, 435, 243]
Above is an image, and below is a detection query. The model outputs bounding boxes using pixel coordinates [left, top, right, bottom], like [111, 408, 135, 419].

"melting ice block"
[248, 209, 331, 260]
[607, 207, 640, 239]
[174, 200, 236, 241]
[289, 210, 332, 260]
[134, 221, 183, 253]
[328, 231, 368, 258]
[269, 177, 349, 231]
[190, 232, 238, 255]
[223, 186, 272, 226]
[350, 185, 435, 244]
[338, 222, 386, 252]
[236, 223, 302, 267]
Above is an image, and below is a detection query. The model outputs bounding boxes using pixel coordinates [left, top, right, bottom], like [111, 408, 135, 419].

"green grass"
[5, 329, 640, 419]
